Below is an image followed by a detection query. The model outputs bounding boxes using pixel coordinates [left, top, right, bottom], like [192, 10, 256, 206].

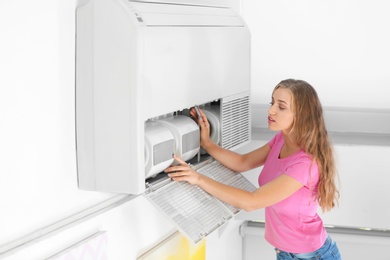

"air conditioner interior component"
[202, 106, 221, 144]
[144, 122, 175, 178]
[198, 105, 221, 154]
[157, 115, 200, 162]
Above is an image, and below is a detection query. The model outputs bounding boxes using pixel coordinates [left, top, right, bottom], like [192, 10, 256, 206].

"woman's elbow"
[239, 195, 264, 212]
[241, 204, 262, 212]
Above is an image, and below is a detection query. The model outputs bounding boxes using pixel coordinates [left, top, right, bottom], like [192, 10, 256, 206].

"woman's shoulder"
[269, 131, 283, 147]
[291, 149, 315, 163]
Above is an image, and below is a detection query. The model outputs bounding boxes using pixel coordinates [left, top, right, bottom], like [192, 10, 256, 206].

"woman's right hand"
[190, 107, 213, 150]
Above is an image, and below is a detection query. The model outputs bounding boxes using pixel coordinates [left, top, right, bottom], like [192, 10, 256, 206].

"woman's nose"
[269, 106, 276, 115]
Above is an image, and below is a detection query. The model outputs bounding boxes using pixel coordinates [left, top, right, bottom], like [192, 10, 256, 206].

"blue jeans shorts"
[275, 235, 341, 259]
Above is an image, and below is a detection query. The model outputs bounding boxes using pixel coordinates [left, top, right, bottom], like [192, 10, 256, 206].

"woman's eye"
[270, 101, 285, 110]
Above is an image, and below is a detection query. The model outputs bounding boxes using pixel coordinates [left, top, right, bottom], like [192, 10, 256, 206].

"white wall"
[0, 0, 120, 245]
[239, 2, 390, 258]
[240, 0, 390, 231]
[0, 1, 136, 256]
[242, 0, 390, 109]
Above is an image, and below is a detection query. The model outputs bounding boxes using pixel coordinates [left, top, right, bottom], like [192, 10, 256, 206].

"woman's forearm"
[202, 141, 248, 172]
[197, 173, 257, 211]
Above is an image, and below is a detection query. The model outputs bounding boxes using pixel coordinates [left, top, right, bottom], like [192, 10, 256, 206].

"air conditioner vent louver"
[144, 160, 256, 244]
[221, 95, 251, 149]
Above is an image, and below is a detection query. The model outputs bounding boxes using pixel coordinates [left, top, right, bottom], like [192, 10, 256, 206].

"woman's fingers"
[189, 108, 199, 123]
[164, 155, 201, 185]
[169, 175, 188, 182]
[165, 165, 187, 173]
[164, 155, 190, 175]
[173, 155, 186, 165]
[166, 166, 191, 182]
[190, 107, 209, 127]
[198, 108, 208, 123]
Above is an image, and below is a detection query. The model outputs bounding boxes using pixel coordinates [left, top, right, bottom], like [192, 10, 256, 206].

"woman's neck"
[280, 131, 301, 158]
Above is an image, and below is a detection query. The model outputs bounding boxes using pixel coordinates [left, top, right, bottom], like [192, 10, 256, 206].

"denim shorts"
[275, 235, 341, 260]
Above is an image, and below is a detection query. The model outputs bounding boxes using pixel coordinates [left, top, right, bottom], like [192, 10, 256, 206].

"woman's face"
[268, 88, 295, 133]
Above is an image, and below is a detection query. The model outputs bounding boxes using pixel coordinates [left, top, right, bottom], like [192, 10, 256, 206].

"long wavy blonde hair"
[273, 79, 339, 212]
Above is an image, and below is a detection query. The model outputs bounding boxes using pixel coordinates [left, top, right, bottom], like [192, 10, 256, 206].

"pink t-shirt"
[258, 132, 327, 253]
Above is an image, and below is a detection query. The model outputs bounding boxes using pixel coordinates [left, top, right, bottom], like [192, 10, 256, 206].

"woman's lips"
[268, 116, 275, 124]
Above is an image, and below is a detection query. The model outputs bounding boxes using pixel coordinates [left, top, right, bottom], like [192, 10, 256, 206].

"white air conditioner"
[76, 0, 251, 194]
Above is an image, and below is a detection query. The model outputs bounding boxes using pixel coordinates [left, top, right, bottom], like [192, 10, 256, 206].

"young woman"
[165, 79, 341, 259]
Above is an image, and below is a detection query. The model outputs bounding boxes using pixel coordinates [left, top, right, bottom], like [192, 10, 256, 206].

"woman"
[165, 79, 341, 259]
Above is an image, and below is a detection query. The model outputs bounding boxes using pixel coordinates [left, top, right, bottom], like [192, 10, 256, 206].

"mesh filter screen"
[144, 160, 256, 244]
[197, 160, 257, 214]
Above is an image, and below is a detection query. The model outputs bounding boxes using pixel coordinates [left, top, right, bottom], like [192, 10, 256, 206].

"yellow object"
[138, 233, 206, 260]
[167, 235, 206, 260]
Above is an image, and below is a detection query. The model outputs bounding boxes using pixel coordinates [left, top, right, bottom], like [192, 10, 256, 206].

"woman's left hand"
[164, 155, 201, 185]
